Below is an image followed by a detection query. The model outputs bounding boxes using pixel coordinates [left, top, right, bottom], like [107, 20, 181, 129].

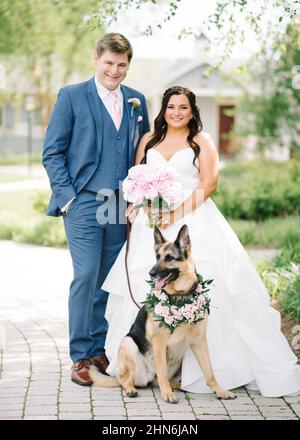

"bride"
[102, 86, 300, 397]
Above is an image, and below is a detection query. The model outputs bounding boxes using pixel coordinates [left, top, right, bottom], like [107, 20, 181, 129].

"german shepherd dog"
[90, 225, 237, 403]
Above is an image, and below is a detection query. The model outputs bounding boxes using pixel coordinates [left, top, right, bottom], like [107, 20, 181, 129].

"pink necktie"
[109, 91, 121, 130]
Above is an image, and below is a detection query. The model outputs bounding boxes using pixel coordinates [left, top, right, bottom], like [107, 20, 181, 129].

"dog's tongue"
[155, 275, 170, 291]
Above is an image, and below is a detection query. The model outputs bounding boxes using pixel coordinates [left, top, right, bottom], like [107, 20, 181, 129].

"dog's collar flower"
[142, 273, 212, 334]
[128, 97, 141, 116]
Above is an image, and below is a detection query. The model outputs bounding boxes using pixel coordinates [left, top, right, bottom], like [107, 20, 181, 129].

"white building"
[126, 33, 244, 155]
[0, 33, 244, 157]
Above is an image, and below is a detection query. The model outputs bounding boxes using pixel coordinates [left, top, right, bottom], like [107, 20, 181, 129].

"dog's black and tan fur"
[90, 225, 236, 403]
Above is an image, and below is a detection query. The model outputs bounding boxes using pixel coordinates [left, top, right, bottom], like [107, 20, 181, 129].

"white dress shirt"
[94, 76, 123, 121]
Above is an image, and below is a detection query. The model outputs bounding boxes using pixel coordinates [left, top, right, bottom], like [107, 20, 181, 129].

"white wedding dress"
[102, 148, 300, 397]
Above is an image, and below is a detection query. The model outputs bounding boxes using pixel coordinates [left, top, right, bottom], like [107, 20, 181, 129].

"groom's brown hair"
[96, 33, 133, 62]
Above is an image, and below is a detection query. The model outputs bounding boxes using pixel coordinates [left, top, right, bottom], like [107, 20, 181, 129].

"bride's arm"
[160, 132, 219, 228]
[134, 132, 153, 165]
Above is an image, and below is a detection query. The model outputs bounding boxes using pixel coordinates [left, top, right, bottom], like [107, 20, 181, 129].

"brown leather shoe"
[90, 354, 109, 375]
[71, 359, 93, 386]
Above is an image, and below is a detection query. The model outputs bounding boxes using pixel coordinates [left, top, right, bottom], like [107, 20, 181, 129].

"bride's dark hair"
[140, 86, 203, 169]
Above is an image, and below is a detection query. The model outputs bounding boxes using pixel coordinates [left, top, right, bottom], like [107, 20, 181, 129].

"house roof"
[126, 54, 244, 99]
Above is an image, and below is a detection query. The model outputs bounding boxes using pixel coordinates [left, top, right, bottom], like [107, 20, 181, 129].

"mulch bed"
[281, 312, 300, 362]
[272, 300, 300, 362]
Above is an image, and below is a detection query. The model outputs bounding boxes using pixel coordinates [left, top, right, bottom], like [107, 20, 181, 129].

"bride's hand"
[158, 210, 180, 229]
[126, 204, 138, 223]
[143, 205, 152, 217]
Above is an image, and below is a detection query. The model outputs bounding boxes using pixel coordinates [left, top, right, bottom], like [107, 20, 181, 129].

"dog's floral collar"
[142, 273, 212, 334]
[128, 97, 141, 116]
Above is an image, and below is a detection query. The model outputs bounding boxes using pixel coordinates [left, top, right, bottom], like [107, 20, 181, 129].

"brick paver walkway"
[0, 240, 299, 420]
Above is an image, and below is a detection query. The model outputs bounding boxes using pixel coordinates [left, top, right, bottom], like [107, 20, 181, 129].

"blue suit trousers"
[63, 189, 127, 362]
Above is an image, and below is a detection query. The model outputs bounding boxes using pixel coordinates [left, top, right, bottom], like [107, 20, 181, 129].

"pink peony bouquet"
[122, 164, 183, 227]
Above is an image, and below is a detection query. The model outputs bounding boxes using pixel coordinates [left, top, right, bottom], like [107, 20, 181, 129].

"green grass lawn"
[0, 174, 32, 184]
[0, 189, 66, 247]
[0, 189, 38, 215]
[0, 154, 42, 166]
[229, 216, 300, 248]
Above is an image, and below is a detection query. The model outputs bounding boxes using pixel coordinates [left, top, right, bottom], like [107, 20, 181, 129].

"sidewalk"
[0, 165, 49, 192]
[0, 240, 299, 420]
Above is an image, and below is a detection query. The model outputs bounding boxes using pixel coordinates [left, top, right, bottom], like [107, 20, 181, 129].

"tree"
[90, 0, 299, 65]
[0, 0, 299, 133]
[235, 17, 300, 155]
[0, 0, 105, 132]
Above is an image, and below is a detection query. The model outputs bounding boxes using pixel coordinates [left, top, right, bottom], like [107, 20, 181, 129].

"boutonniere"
[128, 97, 141, 117]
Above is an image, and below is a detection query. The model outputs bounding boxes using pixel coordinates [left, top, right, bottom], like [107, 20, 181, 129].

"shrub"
[258, 243, 300, 320]
[213, 159, 300, 221]
[0, 211, 66, 247]
[31, 191, 49, 214]
[281, 268, 300, 320]
[18, 216, 67, 247]
[273, 243, 300, 268]
[0, 213, 23, 240]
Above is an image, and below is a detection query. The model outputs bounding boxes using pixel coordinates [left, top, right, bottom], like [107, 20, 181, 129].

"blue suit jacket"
[42, 77, 150, 216]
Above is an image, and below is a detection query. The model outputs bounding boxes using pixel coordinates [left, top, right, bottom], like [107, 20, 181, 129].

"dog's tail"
[89, 365, 119, 387]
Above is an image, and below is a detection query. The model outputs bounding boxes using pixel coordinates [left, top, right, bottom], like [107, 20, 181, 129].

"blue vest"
[85, 98, 129, 193]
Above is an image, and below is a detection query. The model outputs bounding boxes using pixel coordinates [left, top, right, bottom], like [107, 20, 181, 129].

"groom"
[42, 33, 149, 386]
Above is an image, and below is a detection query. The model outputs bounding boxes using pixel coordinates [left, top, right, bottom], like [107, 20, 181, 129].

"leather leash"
[125, 218, 141, 310]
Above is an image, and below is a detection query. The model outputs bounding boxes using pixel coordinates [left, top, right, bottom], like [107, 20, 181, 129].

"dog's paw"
[125, 389, 138, 398]
[216, 389, 237, 400]
[162, 389, 178, 404]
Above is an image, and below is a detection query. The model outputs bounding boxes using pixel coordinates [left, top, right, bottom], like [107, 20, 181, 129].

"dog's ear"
[174, 224, 191, 254]
[154, 226, 166, 247]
